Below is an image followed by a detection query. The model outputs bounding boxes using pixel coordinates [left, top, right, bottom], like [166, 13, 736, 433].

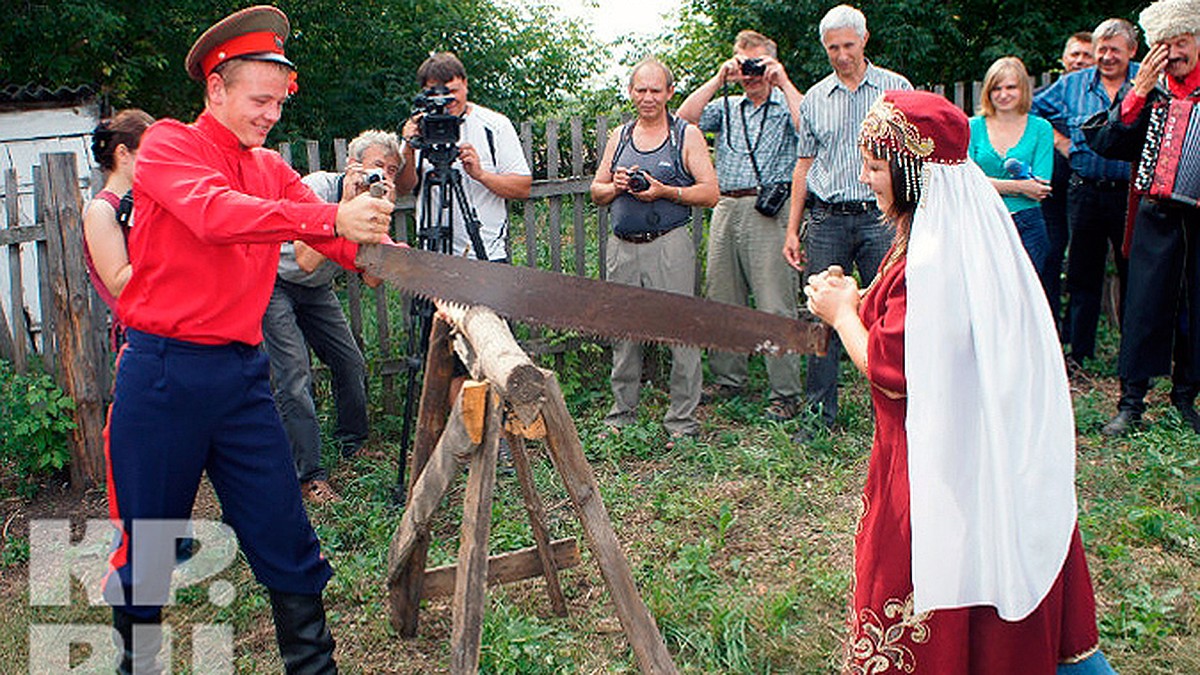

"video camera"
[411, 85, 463, 148]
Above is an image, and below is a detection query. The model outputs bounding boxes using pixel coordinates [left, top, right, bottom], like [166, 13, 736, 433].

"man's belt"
[1073, 174, 1128, 191]
[812, 197, 877, 215]
[615, 229, 672, 244]
[720, 188, 758, 198]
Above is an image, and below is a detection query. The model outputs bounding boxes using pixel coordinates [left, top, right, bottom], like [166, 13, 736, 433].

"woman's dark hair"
[886, 155, 920, 224]
[91, 109, 154, 171]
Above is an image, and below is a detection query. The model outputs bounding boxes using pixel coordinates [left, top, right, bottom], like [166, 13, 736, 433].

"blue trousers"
[802, 204, 894, 426]
[104, 329, 332, 620]
[1012, 206, 1050, 287]
[1064, 178, 1129, 362]
[262, 279, 369, 482]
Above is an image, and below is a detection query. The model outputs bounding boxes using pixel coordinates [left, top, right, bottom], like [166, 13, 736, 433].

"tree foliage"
[660, 0, 1146, 93]
[0, 0, 600, 143]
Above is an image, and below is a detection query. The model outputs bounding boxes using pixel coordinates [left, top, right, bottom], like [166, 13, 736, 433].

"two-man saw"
[357, 244, 829, 356]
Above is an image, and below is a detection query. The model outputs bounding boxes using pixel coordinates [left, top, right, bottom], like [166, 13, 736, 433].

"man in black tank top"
[591, 57, 719, 440]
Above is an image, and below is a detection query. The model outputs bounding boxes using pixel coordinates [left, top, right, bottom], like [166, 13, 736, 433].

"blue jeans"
[1012, 206, 1050, 288]
[802, 204, 895, 426]
[262, 279, 368, 482]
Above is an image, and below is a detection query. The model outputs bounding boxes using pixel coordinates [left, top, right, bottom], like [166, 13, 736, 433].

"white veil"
[904, 160, 1077, 621]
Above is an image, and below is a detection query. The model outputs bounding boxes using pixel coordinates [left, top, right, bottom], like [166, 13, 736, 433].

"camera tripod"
[393, 141, 489, 506]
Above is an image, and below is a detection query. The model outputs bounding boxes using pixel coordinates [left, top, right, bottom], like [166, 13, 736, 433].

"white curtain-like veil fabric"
[904, 160, 1077, 621]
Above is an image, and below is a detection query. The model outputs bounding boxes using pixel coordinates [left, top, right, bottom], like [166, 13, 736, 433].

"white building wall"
[0, 103, 101, 350]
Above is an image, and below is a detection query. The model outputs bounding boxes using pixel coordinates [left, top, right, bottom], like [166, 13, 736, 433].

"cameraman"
[677, 30, 805, 421]
[397, 52, 531, 261]
[591, 57, 718, 442]
[262, 130, 400, 504]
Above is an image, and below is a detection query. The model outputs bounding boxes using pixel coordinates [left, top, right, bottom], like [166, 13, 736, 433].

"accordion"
[1134, 98, 1200, 207]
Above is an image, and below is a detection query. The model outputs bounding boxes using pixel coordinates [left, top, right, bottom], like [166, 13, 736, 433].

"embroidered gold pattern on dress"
[1060, 644, 1099, 665]
[848, 593, 931, 674]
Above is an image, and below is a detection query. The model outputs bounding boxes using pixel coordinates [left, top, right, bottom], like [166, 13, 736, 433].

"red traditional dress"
[847, 253, 1102, 674]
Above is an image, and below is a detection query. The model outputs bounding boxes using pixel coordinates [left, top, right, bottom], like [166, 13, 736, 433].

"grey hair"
[628, 56, 675, 89]
[1093, 18, 1139, 48]
[819, 4, 868, 40]
[348, 130, 402, 162]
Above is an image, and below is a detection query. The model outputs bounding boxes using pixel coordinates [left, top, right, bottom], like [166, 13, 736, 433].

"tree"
[658, 0, 1146, 92]
[0, 0, 600, 144]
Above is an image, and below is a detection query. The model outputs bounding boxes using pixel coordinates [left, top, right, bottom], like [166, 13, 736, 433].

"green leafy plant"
[0, 360, 75, 496]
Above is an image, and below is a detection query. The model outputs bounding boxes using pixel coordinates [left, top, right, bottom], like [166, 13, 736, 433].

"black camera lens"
[363, 168, 385, 185]
[740, 58, 766, 77]
[627, 169, 650, 193]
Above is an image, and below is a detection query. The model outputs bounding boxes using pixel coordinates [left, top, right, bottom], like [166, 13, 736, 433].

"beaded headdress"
[858, 90, 970, 203]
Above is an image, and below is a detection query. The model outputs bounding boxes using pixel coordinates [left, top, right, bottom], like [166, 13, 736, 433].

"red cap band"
[200, 31, 287, 77]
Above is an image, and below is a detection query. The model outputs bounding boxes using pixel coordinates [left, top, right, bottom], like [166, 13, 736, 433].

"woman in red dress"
[805, 90, 1115, 674]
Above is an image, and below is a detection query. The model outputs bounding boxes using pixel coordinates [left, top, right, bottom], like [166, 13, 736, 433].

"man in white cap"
[1088, 0, 1200, 435]
[104, 6, 392, 673]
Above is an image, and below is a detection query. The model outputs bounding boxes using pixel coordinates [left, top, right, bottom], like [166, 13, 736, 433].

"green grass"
[3, 302, 1198, 673]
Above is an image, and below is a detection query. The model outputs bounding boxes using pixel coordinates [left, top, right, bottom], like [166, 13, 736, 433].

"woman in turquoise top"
[968, 56, 1055, 291]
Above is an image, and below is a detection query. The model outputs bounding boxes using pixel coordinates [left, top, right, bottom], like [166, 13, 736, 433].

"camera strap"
[738, 96, 771, 188]
[484, 127, 497, 167]
[115, 190, 134, 228]
[609, 113, 688, 181]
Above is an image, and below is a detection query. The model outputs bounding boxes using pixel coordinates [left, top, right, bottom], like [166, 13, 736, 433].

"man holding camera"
[397, 52, 531, 261]
[783, 4, 911, 433]
[678, 29, 805, 421]
[591, 57, 719, 440]
[263, 130, 402, 505]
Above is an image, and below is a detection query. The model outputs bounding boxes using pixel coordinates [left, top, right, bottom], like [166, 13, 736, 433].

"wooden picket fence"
[0, 114, 699, 489]
[0, 79, 1059, 489]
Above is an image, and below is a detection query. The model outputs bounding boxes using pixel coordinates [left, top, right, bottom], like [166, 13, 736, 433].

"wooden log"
[439, 303, 545, 423]
[509, 432, 569, 616]
[505, 414, 546, 440]
[540, 371, 678, 675]
[420, 538, 580, 599]
[42, 153, 105, 489]
[450, 390, 501, 675]
[388, 317, 455, 636]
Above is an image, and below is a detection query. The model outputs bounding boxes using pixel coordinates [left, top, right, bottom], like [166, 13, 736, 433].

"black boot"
[269, 590, 337, 674]
[113, 608, 164, 675]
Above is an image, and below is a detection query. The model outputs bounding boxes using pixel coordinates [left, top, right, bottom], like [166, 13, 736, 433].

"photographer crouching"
[396, 51, 531, 262]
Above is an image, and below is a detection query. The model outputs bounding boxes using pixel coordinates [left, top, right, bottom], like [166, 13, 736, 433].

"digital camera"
[740, 57, 766, 77]
[627, 168, 651, 193]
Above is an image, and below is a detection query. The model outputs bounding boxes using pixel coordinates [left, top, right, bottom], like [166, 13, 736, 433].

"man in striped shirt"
[783, 4, 912, 433]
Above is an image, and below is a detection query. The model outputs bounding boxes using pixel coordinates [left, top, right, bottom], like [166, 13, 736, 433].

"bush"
[0, 360, 75, 496]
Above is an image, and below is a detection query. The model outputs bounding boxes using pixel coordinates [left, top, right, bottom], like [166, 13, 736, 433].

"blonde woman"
[968, 57, 1055, 287]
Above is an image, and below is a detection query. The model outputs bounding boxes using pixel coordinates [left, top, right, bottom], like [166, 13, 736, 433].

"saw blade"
[357, 244, 829, 355]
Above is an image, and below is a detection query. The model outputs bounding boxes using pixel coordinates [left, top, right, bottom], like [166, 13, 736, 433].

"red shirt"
[121, 111, 358, 345]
